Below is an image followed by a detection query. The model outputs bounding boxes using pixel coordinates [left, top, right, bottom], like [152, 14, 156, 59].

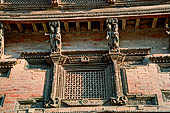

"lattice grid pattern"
[61, 0, 106, 4]
[3, 0, 50, 4]
[65, 70, 107, 99]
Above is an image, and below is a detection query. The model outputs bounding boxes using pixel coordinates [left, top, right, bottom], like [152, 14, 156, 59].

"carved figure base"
[111, 96, 128, 106]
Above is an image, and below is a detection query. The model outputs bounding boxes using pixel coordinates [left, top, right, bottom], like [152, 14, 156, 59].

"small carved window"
[0, 69, 10, 77]
[0, 95, 5, 107]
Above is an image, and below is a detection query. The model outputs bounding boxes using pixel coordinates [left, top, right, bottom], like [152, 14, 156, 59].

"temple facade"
[0, 0, 170, 113]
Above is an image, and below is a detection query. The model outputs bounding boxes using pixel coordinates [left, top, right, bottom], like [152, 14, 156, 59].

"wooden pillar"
[113, 61, 123, 97]
[0, 23, 4, 59]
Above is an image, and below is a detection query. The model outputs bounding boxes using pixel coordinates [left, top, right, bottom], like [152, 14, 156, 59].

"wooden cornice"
[0, 60, 17, 69]
[21, 51, 51, 59]
[0, 5, 170, 21]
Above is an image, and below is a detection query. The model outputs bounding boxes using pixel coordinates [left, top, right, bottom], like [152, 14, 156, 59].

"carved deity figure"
[106, 18, 119, 52]
[49, 21, 61, 53]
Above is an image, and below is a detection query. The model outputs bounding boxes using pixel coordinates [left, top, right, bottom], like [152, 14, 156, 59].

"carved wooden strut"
[166, 18, 170, 35]
[0, 23, 4, 58]
[106, 18, 120, 52]
[49, 21, 61, 54]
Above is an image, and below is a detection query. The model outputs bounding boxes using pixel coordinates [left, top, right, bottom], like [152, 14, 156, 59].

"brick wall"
[4, 33, 50, 58]
[0, 60, 47, 112]
[120, 29, 169, 54]
[125, 63, 170, 105]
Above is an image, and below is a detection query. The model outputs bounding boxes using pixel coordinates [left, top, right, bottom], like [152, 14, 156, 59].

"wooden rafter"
[6, 24, 11, 32]
[64, 22, 69, 32]
[165, 18, 169, 27]
[32, 23, 38, 32]
[42, 23, 48, 33]
[135, 19, 140, 29]
[152, 18, 158, 29]
[122, 19, 126, 30]
[17, 23, 23, 33]
[100, 21, 104, 32]
[88, 21, 91, 31]
[76, 22, 80, 32]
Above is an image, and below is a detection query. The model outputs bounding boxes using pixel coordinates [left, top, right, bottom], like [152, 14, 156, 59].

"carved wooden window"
[65, 70, 108, 99]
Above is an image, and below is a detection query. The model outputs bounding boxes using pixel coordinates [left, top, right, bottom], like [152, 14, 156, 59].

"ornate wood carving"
[0, 23, 4, 58]
[49, 21, 61, 54]
[126, 94, 158, 105]
[21, 51, 50, 59]
[107, 0, 116, 5]
[120, 48, 151, 56]
[111, 96, 128, 105]
[149, 55, 170, 63]
[106, 18, 120, 52]
[62, 99, 108, 106]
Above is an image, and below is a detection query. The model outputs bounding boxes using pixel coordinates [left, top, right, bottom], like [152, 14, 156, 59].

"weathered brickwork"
[125, 63, 170, 106]
[120, 29, 169, 54]
[0, 60, 47, 112]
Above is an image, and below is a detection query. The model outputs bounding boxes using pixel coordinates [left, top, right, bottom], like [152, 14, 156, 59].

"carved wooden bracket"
[106, 18, 120, 52]
[49, 21, 61, 54]
[0, 23, 4, 58]
[166, 18, 170, 35]
[50, 52, 68, 64]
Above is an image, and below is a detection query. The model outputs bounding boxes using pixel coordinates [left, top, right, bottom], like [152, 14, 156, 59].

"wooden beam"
[152, 18, 158, 29]
[17, 23, 23, 33]
[64, 22, 69, 32]
[135, 19, 140, 29]
[88, 21, 91, 31]
[32, 23, 38, 32]
[122, 19, 126, 30]
[100, 21, 104, 31]
[6, 24, 11, 32]
[76, 22, 80, 32]
[42, 23, 48, 33]
[165, 18, 169, 28]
